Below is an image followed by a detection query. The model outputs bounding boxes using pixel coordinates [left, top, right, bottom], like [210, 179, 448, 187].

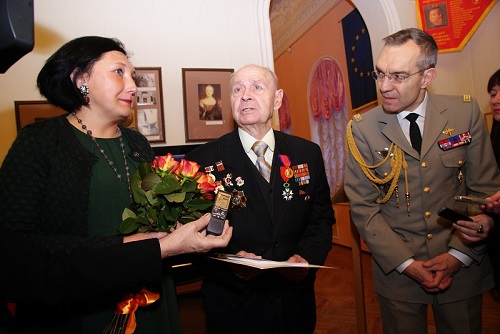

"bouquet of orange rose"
[104, 154, 216, 334]
[119, 153, 216, 234]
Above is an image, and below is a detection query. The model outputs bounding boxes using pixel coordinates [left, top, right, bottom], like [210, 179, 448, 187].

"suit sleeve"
[0, 120, 123, 252]
[0, 225, 162, 305]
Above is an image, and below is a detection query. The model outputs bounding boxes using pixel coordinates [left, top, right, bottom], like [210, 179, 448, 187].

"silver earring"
[80, 85, 90, 104]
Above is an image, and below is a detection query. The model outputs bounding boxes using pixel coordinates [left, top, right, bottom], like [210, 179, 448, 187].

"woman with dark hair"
[488, 69, 500, 167]
[0, 36, 231, 333]
[487, 69, 500, 295]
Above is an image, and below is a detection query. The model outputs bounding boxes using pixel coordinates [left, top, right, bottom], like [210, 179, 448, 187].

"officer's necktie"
[406, 113, 422, 153]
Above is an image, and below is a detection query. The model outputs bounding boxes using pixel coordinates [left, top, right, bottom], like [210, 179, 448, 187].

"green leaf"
[122, 207, 137, 220]
[136, 215, 151, 226]
[155, 175, 183, 194]
[132, 186, 148, 205]
[130, 171, 143, 187]
[157, 213, 176, 232]
[119, 217, 140, 234]
[137, 162, 153, 178]
[145, 190, 158, 205]
[138, 225, 154, 233]
[142, 173, 162, 191]
[165, 205, 182, 222]
[147, 206, 159, 223]
[181, 180, 198, 193]
[165, 192, 186, 203]
[186, 198, 213, 210]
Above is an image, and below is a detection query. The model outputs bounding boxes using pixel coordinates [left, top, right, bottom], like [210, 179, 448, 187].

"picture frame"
[182, 68, 234, 142]
[133, 67, 165, 143]
[15, 100, 66, 132]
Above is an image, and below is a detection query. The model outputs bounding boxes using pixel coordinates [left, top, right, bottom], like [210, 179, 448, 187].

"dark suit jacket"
[186, 129, 334, 334]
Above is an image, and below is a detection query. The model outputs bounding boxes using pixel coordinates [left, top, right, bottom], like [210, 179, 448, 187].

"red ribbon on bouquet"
[104, 288, 159, 334]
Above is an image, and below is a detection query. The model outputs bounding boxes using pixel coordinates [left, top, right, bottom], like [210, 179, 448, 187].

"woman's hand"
[453, 213, 494, 243]
[158, 213, 232, 258]
[482, 190, 500, 215]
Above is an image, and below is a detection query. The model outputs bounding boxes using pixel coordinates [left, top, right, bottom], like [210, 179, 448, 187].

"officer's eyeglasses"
[371, 70, 425, 84]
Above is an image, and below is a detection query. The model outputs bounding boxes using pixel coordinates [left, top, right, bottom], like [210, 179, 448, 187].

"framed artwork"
[133, 67, 165, 143]
[15, 100, 66, 132]
[182, 68, 234, 142]
[423, 2, 449, 30]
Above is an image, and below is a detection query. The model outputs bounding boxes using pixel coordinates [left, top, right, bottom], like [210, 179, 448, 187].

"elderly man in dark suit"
[186, 64, 334, 334]
[345, 28, 500, 334]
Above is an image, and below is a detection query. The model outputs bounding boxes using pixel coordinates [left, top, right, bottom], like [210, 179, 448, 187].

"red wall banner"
[416, 0, 498, 53]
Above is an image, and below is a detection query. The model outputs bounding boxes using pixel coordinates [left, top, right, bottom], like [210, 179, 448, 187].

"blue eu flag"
[342, 9, 377, 110]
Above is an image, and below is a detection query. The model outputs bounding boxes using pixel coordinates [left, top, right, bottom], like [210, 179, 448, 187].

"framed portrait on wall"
[14, 100, 66, 132]
[133, 67, 165, 143]
[14, 100, 140, 134]
[182, 68, 234, 142]
[424, 3, 449, 30]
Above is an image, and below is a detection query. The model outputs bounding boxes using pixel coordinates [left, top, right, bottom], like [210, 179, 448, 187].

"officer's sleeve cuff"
[396, 258, 414, 274]
[449, 248, 473, 267]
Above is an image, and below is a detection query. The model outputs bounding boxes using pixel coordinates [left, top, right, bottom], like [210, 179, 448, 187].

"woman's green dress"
[74, 129, 182, 334]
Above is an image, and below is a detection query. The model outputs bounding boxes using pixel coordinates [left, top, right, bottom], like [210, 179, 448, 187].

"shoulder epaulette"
[353, 114, 363, 122]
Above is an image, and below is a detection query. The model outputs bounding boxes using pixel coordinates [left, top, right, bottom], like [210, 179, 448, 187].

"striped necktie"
[251, 140, 271, 182]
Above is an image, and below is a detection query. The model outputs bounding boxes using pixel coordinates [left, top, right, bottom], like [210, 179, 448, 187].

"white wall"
[1, 0, 498, 163]
[354, 0, 500, 113]
[0, 0, 272, 162]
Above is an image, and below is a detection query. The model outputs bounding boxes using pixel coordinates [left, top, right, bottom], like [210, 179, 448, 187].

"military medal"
[231, 189, 247, 209]
[235, 176, 244, 187]
[216, 160, 225, 171]
[223, 173, 233, 187]
[438, 131, 472, 151]
[279, 154, 294, 200]
[292, 163, 310, 185]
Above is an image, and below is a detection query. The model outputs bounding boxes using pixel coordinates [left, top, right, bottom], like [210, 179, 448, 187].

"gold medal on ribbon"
[284, 167, 294, 179]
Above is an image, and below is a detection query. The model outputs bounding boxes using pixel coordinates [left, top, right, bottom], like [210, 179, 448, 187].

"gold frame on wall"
[133, 67, 166, 143]
[15, 100, 66, 132]
[182, 68, 234, 142]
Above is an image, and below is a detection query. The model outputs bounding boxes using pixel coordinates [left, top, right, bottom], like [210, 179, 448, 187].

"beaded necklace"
[71, 112, 133, 203]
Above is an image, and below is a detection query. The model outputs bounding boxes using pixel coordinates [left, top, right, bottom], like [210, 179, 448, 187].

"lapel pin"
[216, 161, 225, 171]
[442, 128, 455, 136]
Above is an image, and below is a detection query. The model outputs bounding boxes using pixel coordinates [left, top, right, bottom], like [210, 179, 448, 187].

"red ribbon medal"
[279, 154, 294, 201]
